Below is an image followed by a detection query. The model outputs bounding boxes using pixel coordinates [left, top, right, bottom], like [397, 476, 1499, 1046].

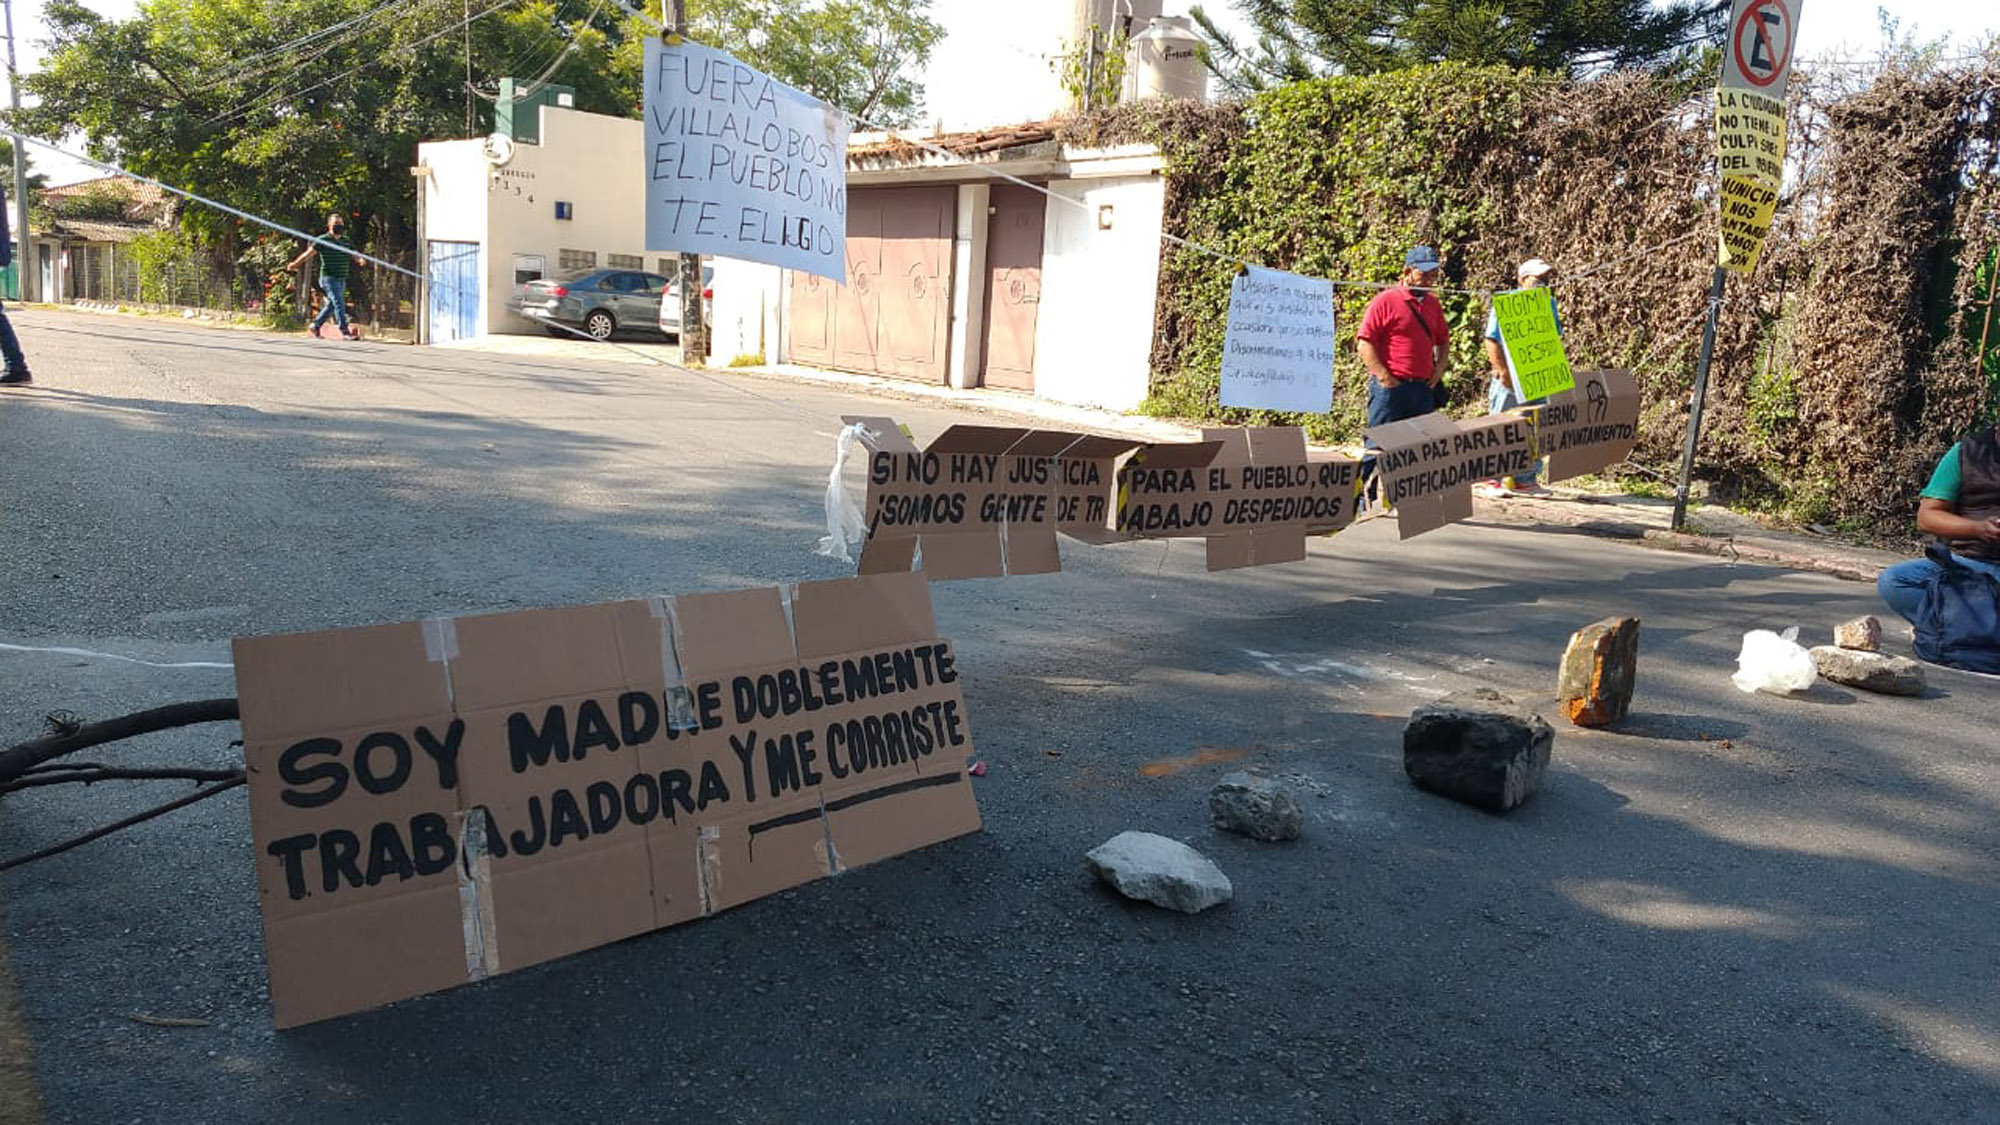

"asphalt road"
[3, 307, 1997, 1124]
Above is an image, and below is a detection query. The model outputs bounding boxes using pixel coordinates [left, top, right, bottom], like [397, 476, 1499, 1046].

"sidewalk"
[437, 334, 1906, 585]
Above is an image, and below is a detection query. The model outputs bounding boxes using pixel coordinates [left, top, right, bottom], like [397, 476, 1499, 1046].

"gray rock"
[1403, 688, 1555, 813]
[1085, 831, 1233, 914]
[1809, 646, 1925, 696]
[1834, 616, 1883, 652]
[1208, 772, 1304, 841]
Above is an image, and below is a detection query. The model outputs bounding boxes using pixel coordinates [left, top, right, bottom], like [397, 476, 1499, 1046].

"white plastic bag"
[815, 421, 873, 563]
[1731, 626, 1818, 693]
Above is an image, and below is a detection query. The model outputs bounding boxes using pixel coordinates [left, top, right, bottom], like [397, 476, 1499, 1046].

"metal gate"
[426, 240, 481, 343]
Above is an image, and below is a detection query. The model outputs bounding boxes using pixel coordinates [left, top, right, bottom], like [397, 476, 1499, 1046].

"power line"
[190, 0, 433, 93]
[203, 0, 523, 128]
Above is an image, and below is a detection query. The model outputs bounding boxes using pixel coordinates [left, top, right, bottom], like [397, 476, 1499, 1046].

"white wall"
[706, 259, 783, 365]
[482, 107, 655, 335]
[416, 139, 490, 339]
[1031, 173, 1165, 410]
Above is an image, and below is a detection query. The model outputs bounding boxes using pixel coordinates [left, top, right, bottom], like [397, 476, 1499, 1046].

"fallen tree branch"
[0, 777, 246, 873]
[21, 760, 110, 775]
[0, 699, 240, 785]
[2, 767, 244, 794]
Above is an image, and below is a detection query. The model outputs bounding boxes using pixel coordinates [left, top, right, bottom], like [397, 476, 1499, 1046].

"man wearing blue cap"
[1357, 245, 1450, 428]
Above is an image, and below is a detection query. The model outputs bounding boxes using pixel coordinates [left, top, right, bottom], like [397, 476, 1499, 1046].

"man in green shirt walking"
[286, 213, 368, 339]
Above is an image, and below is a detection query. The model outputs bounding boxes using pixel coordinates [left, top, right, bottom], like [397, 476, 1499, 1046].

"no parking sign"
[1715, 0, 1804, 273]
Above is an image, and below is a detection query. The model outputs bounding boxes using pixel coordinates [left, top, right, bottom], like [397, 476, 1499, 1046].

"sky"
[9, 0, 2000, 185]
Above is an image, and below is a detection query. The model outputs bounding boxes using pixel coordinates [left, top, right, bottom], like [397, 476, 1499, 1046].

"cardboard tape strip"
[648, 597, 700, 732]
[422, 617, 460, 711]
[456, 808, 501, 981]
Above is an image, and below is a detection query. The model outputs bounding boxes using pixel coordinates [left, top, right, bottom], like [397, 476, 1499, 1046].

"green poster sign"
[1492, 287, 1573, 400]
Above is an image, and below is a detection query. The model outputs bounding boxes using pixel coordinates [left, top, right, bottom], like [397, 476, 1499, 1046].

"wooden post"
[665, 0, 708, 365]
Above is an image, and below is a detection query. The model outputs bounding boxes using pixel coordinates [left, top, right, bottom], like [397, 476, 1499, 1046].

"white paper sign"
[644, 39, 851, 282]
[1218, 267, 1336, 413]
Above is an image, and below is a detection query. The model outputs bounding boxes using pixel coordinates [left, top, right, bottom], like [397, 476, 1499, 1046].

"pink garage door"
[789, 186, 954, 383]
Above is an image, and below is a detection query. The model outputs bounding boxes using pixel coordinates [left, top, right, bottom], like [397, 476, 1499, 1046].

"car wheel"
[585, 310, 615, 340]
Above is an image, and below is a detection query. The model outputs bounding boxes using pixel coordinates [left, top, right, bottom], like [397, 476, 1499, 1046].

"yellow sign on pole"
[1714, 0, 1801, 273]
[1492, 288, 1574, 400]
[1715, 87, 1787, 273]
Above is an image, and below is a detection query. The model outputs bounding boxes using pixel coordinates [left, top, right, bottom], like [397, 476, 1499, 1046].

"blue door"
[426, 241, 481, 342]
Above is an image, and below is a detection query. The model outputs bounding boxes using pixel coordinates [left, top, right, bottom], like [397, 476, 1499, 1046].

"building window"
[607, 253, 643, 269]
[512, 253, 545, 286]
[558, 248, 596, 271]
[656, 257, 675, 276]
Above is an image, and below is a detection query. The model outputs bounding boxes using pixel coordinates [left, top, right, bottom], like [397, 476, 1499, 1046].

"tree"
[608, 0, 945, 125]
[1191, 0, 1728, 92]
[10, 0, 943, 279]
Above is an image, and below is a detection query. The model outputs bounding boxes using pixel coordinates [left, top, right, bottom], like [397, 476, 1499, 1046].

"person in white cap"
[1477, 257, 1559, 498]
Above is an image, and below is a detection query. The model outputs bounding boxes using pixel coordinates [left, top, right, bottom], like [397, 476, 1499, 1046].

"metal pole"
[1083, 29, 1101, 112]
[4, 0, 35, 301]
[666, 0, 706, 365]
[1672, 266, 1728, 530]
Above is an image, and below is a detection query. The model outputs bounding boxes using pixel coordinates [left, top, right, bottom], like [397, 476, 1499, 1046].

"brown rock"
[1557, 617, 1641, 727]
[1834, 616, 1882, 652]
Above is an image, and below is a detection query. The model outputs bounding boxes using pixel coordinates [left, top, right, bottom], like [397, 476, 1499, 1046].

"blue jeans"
[1878, 551, 2000, 626]
[1366, 379, 1437, 433]
[311, 275, 351, 333]
[0, 301, 27, 376]
[1487, 378, 1542, 487]
[1361, 379, 1437, 507]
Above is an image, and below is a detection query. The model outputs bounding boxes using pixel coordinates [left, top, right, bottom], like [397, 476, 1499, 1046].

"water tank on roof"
[1073, 0, 1162, 50]
[1123, 16, 1207, 102]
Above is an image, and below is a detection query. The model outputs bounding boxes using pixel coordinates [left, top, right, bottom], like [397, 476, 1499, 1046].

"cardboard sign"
[643, 39, 850, 282]
[1538, 369, 1641, 482]
[1366, 413, 1538, 538]
[1218, 267, 1336, 413]
[843, 416, 1088, 580]
[1117, 427, 1362, 570]
[1491, 287, 1574, 400]
[1055, 435, 1145, 544]
[233, 572, 979, 1028]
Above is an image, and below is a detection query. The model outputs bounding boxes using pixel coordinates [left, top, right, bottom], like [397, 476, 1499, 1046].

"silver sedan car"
[516, 268, 670, 341]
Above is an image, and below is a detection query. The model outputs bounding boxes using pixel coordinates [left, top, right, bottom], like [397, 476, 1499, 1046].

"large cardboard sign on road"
[1115, 427, 1362, 570]
[842, 416, 1121, 579]
[643, 39, 850, 282]
[1538, 369, 1640, 482]
[1366, 413, 1537, 539]
[234, 572, 979, 1028]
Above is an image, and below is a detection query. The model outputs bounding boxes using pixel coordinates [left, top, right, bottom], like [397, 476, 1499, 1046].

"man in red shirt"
[1357, 245, 1450, 428]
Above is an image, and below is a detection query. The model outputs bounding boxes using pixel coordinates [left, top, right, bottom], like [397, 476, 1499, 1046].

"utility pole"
[3, 0, 34, 302]
[664, 0, 706, 365]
